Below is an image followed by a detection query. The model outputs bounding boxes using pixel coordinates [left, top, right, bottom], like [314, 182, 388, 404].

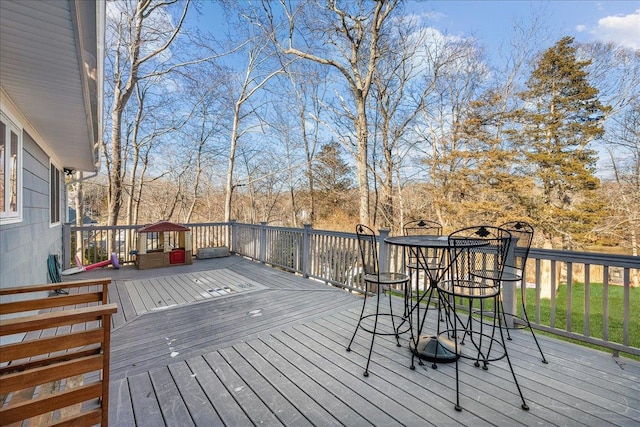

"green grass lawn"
[396, 281, 639, 358]
[522, 282, 639, 357]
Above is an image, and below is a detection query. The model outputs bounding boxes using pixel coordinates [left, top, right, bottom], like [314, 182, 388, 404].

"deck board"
[108, 380, 135, 425]
[69, 256, 640, 427]
[109, 287, 362, 380]
[245, 339, 375, 426]
[150, 365, 197, 427]
[204, 351, 286, 426]
[123, 269, 267, 315]
[235, 341, 340, 426]
[209, 348, 307, 426]
[295, 316, 531, 426]
[184, 356, 249, 426]
[127, 371, 165, 427]
[108, 278, 136, 329]
[342, 306, 640, 425]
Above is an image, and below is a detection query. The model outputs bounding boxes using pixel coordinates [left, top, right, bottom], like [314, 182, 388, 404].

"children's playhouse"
[135, 221, 193, 270]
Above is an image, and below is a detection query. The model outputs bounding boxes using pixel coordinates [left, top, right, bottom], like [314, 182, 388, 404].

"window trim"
[50, 161, 62, 226]
[0, 111, 23, 224]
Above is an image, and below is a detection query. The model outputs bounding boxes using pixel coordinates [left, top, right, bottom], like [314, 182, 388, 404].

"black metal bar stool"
[346, 224, 410, 377]
[499, 221, 547, 364]
[403, 219, 443, 306]
[437, 225, 529, 411]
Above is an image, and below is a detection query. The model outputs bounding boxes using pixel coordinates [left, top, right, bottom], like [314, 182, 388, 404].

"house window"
[0, 113, 22, 223]
[50, 163, 61, 224]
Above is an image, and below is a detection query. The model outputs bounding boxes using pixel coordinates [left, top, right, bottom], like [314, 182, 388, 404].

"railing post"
[503, 241, 517, 328]
[229, 220, 237, 253]
[302, 224, 312, 278]
[62, 222, 71, 269]
[378, 228, 390, 273]
[260, 222, 267, 264]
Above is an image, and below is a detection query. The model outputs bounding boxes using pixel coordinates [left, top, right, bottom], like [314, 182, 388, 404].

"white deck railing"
[63, 221, 639, 357]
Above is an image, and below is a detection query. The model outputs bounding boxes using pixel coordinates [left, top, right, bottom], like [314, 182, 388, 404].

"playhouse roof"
[137, 221, 190, 233]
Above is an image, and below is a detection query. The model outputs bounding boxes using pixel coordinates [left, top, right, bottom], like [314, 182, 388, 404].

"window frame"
[0, 112, 23, 224]
[50, 161, 62, 226]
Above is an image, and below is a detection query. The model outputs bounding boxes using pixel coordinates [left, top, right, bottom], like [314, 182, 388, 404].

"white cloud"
[592, 9, 640, 50]
[575, 24, 587, 32]
[106, 0, 176, 63]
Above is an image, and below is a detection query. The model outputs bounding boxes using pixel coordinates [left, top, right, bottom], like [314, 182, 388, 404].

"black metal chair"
[499, 221, 547, 364]
[403, 219, 445, 339]
[403, 219, 442, 236]
[437, 225, 528, 411]
[347, 224, 410, 377]
[403, 219, 443, 291]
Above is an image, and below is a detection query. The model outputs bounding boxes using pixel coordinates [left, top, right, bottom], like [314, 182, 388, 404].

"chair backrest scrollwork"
[499, 221, 534, 271]
[448, 225, 512, 286]
[356, 224, 379, 277]
[403, 219, 442, 236]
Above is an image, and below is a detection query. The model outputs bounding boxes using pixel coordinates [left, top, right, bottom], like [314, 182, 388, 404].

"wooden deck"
[75, 256, 639, 426]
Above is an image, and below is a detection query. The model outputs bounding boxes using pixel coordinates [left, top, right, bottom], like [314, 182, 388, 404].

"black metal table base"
[409, 335, 459, 363]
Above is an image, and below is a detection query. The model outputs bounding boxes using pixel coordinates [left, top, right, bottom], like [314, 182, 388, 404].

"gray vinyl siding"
[0, 130, 63, 289]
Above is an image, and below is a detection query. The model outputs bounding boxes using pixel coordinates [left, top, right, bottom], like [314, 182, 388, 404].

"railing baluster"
[566, 261, 573, 333]
[603, 266, 610, 343]
[550, 260, 557, 329]
[584, 265, 591, 337]
[623, 268, 630, 348]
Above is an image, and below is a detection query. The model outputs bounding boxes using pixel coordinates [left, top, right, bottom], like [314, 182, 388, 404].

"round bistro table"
[384, 235, 488, 369]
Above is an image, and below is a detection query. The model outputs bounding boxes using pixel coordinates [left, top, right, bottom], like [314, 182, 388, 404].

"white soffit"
[0, 0, 102, 172]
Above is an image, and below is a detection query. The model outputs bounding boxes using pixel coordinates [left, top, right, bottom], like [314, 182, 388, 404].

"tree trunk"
[355, 101, 370, 226]
[224, 100, 241, 223]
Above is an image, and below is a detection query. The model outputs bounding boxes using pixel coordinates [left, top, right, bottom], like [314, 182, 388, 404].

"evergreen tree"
[512, 36, 610, 249]
[313, 141, 354, 193]
[458, 89, 532, 224]
[312, 141, 356, 222]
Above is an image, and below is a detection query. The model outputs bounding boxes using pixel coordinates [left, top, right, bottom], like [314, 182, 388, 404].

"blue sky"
[409, 1, 639, 52]
[187, 0, 637, 177]
[192, 1, 639, 65]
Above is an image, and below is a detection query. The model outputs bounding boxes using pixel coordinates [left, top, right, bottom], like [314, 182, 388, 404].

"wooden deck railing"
[63, 222, 638, 357]
[0, 278, 117, 426]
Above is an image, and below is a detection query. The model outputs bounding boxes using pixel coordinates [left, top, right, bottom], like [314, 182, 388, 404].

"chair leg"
[452, 297, 462, 411]
[500, 289, 548, 364]
[483, 298, 501, 370]
[500, 299, 513, 340]
[521, 303, 548, 364]
[410, 283, 437, 370]
[346, 287, 369, 353]
[387, 286, 402, 347]
[404, 273, 413, 318]
[459, 299, 473, 346]
[497, 299, 529, 410]
[363, 288, 382, 377]
[464, 298, 489, 370]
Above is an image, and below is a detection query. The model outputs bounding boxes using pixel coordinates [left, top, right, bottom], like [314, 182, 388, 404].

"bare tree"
[179, 65, 228, 223]
[104, 0, 194, 229]
[263, 0, 400, 226]
[369, 16, 445, 230]
[601, 102, 640, 260]
[581, 42, 640, 259]
[124, 81, 182, 226]
[411, 36, 488, 229]
[220, 29, 287, 222]
[277, 61, 328, 225]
